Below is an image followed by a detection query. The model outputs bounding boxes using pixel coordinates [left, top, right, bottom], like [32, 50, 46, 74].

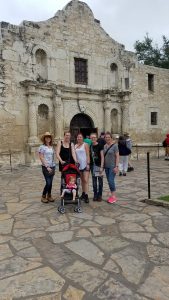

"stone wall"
[0, 0, 169, 165]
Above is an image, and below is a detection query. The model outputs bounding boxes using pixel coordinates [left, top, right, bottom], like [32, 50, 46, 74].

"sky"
[0, 0, 168, 51]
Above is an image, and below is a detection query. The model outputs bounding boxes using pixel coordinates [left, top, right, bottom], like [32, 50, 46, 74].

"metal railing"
[132, 144, 163, 160]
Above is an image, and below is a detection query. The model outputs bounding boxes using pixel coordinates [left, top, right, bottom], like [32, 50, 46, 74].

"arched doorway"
[70, 113, 97, 142]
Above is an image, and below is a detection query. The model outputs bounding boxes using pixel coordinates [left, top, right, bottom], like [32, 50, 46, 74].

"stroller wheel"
[77, 207, 82, 213]
[74, 206, 82, 213]
[58, 206, 65, 214]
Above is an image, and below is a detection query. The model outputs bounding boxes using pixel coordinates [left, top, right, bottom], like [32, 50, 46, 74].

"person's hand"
[61, 160, 66, 165]
[113, 166, 118, 174]
[99, 167, 104, 176]
[47, 167, 52, 173]
[86, 164, 90, 171]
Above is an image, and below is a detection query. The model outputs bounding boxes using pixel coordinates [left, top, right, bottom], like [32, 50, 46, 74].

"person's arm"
[100, 150, 104, 169]
[71, 143, 78, 163]
[56, 141, 65, 164]
[84, 143, 90, 170]
[39, 151, 52, 172]
[114, 150, 119, 173]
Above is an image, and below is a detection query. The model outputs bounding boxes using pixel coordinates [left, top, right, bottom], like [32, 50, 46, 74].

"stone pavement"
[0, 158, 169, 300]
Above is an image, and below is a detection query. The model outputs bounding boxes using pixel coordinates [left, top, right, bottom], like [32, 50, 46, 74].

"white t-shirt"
[39, 145, 55, 167]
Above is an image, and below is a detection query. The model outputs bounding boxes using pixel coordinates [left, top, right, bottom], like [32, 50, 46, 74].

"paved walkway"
[0, 158, 169, 300]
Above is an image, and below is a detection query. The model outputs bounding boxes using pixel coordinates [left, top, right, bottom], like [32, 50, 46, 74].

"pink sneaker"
[107, 196, 117, 204]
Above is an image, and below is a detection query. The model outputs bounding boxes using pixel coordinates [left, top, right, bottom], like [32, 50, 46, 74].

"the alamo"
[0, 0, 169, 165]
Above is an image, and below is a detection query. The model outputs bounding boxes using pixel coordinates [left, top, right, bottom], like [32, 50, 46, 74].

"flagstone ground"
[0, 158, 169, 299]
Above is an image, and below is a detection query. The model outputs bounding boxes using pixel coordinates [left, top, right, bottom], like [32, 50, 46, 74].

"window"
[110, 63, 118, 88]
[38, 104, 49, 119]
[151, 112, 157, 125]
[74, 58, 88, 84]
[125, 78, 129, 89]
[148, 74, 154, 91]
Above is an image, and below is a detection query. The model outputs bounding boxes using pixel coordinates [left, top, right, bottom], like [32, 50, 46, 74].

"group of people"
[38, 131, 133, 205]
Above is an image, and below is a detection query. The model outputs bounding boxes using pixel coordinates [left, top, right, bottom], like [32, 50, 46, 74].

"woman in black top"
[56, 131, 77, 171]
[90, 133, 104, 201]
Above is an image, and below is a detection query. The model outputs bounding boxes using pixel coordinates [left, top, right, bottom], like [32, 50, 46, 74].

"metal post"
[157, 143, 160, 159]
[147, 152, 151, 199]
[136, 144, 139, 160]
[9, 150, 12, 172]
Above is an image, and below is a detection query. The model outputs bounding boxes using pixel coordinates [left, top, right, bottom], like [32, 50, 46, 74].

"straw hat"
[41, 132, 53, 143]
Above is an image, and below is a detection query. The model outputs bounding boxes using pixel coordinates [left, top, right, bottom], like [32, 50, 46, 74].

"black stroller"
[58, 163, 82, 214]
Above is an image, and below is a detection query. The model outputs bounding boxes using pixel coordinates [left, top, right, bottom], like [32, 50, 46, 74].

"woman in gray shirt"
[104, 132, 119, 204]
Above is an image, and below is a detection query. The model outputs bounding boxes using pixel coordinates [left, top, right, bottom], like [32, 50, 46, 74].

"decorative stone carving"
[28, 98, 39, 144]
[104, 101, 111, 132]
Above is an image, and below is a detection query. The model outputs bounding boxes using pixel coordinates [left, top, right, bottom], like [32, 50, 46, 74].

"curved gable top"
[55, 0, 94, 20]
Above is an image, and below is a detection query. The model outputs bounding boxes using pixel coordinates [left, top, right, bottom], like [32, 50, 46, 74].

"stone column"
[104, 101, 111, 132]
[121, 101, 129, 133]
[54, 95, 63, 141]
[28, 98, 38, 144]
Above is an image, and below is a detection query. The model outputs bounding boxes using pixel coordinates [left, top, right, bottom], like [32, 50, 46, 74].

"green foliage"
[159, 195, 169, 202]
[134, 33, 169, 69]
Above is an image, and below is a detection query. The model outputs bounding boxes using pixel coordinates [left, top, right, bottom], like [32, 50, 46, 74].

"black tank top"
[59, 142, 74, 171]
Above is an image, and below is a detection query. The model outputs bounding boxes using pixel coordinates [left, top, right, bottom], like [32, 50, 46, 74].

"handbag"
[93, 165, 101, 177]
[91, 145, 102, 177]
[43, 166, 55, 177]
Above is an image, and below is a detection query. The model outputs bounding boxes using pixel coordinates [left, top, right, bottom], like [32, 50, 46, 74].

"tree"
[134, 34, 169, 69]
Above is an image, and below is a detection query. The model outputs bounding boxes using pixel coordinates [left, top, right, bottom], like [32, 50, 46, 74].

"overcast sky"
[0, 0, 168, 51]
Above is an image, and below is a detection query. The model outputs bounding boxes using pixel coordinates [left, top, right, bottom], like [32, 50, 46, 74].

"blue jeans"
[42, 166, 54, 196]
[105, 167, 116, 192]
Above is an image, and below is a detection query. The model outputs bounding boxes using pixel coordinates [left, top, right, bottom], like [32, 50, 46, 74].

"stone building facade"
[0, 0, 169, 165]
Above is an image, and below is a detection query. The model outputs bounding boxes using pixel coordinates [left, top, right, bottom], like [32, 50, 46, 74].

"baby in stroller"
[58, 163, 82, 214]
[61, 176, 77, 201]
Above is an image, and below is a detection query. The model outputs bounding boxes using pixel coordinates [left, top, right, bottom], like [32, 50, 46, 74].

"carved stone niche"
[20, 80, 59, 165]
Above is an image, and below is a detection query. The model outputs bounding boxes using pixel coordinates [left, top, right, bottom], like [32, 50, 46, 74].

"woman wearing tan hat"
[39, 132, 56, 203]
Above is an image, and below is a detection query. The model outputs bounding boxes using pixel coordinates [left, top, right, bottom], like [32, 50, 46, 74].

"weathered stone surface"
[0, 218, 14, 234]
[122, 232, 151, 243]
[10, 239, 32, 250]
[94, 216, 116, 225]
[6, 203, 31, 215]
[156, 232, 169, 247]
[33, 239, 72, 269]
[0, 256, 41, 279]
[17, 246, 41, 260]
[50, 231, 74, 243]
[63, 285, 85, 300]
[111, 250, 146, 284]
[147, 245, 169, 264]
[103, 259, 120, 274]
[0, 267, 65, 298]
[92, 236, 129, 253]
[66, 239, 105, 265]
[0, 213, 12, 221]
[60, 261, 107, 292]
[119, 222, 145, 232]
[89, 227, 101, 236]
[46, 223, 70, 232]
[117, 213, 149, 223]
[76, 228, 92, 238]
[0, 244, 13, 261]
[139, 266, 169, 300]
[94, 278, 133, 299]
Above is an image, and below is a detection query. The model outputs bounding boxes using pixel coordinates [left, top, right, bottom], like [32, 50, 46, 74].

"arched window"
[35, 49, 48, 81]
[38, 104, 49, 119]
[38, 104, 49, 136]
[111, 109, 118, 133]
[110, 63, 118, 88]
